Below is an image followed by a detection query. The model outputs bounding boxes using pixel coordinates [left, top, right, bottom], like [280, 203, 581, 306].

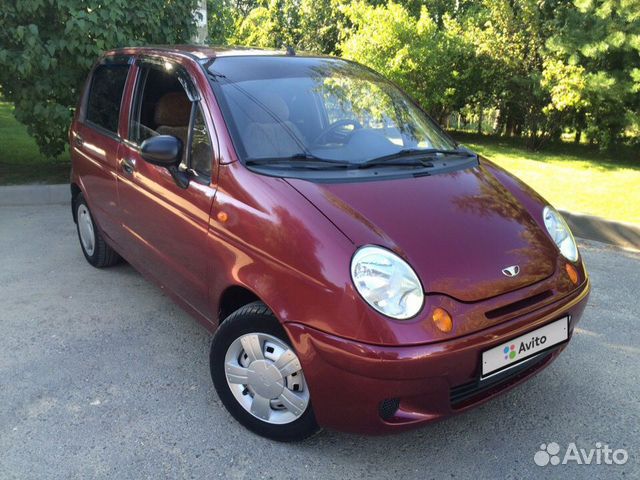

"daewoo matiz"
[70, 46, 590, 441]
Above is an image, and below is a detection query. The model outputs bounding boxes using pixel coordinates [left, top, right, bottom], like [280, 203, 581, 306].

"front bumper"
[285, 279, 590, 435]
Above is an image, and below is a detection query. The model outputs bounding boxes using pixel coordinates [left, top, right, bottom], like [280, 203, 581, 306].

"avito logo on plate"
[504, 335, 548, 362]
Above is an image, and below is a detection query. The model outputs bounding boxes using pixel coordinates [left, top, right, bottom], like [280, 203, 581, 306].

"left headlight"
[350, 246, 424, 320]
[543, 206, 578, 262]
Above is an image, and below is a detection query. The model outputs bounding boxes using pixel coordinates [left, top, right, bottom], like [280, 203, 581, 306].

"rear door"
[71, 56, 131, 239]
[116, 56, 218, 317]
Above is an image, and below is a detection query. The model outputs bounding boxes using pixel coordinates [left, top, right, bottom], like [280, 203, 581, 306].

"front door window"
[129, 61, 213, 182]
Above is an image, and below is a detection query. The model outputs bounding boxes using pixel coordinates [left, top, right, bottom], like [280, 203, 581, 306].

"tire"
[210, 301, 320, 441]
[74, 193, 120, 268]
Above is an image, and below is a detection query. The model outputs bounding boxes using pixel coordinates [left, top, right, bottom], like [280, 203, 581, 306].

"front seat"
[154, 91, 192, 159]
[242, 93, 305, 158]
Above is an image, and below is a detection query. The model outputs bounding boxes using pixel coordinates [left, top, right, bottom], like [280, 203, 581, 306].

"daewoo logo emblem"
[502, 265, 520, 277]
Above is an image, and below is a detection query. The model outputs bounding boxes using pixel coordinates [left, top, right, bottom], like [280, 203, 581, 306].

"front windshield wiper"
[245, 153, 353, 169]
[245, 149, 476, 171]
[358, 148, 475, 168]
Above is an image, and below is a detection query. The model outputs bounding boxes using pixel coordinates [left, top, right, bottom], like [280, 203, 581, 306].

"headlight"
[350, 246, 424, 319]
[543, 206, 578, 262]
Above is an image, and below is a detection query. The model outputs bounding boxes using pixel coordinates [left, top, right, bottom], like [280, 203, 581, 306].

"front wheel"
[210, 302, 320, 441]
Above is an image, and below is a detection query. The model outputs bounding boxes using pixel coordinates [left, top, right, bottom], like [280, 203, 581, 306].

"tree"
[229, 0, 344, 54]
[546, 0, 640, 147]
[0, 0, 198, 158]
[339, 1, 480, 123]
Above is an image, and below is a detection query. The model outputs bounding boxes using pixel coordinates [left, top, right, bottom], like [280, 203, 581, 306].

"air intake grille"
[485, 290, 553, 319]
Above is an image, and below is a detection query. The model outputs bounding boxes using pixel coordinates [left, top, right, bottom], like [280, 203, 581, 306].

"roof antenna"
[285, 45, 296, 56]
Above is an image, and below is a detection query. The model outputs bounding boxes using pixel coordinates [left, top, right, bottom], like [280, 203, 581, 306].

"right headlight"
[350, 246, 424, 320]
[543, 206, 579, 262]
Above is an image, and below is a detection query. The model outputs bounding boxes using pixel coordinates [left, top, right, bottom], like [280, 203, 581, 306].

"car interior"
[131, 66, 212, 178]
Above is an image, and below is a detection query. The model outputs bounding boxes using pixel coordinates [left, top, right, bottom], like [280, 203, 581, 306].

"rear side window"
[85, 64, 130, 134]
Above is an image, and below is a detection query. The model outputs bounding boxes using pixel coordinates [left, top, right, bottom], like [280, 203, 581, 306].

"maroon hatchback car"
[70, 46, 590, 441]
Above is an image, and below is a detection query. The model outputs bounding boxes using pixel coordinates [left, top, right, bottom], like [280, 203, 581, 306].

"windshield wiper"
[359, 148, 475, 168]
[355, 158, 435, 169]
[245, 153, 352, 169]
[245, 149, 476, 171]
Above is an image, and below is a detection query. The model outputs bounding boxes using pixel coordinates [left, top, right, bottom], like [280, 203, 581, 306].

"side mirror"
[140, 135, 182, 167]
[140, 135, 189, 189]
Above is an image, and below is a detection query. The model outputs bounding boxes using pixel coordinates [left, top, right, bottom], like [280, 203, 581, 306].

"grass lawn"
[0, 102, 70, 184]
[0, 101, 638, 224]
[451, 132, 640, 225]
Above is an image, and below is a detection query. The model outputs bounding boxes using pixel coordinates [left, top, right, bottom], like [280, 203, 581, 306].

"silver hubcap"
[77, 204, 95, 256]
[225, 333, 310, 424]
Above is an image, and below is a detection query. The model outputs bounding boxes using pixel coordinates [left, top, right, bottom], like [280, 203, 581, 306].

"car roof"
[105, 45, 318, 61]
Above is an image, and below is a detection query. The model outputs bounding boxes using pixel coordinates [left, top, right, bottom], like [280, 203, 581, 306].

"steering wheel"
[313, 119, 362, 145]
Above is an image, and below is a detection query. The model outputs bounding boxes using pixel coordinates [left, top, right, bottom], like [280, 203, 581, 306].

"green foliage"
[208, 0, 239, 44]
[0, 101, 70, 184]
[339, 2, 480, 123]
[337, 0, 639, 150]
[546, 0, 640, 148]
[0, 0, 198, 158]
[226, 0, 345, 53]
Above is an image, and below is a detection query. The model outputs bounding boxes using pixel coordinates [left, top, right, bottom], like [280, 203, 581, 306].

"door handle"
[74, 134, 84, 148]
[121, 157, 136, 174]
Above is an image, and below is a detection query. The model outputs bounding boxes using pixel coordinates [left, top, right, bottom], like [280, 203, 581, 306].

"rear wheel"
[210, 302, 320, 441]
[75, 193, 120, 268]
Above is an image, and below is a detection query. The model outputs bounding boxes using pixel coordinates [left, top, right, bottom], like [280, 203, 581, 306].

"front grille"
[450, 350, 553, 408]
[485, 290, 553, 319]
[378, 398, 400, 420]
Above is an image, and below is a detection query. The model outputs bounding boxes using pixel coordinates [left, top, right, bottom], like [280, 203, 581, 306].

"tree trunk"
[477, 105, 483, 134]
[574, 128, 582, 144]
[192, 0, 208, 45]
[494, 110, 504, 135]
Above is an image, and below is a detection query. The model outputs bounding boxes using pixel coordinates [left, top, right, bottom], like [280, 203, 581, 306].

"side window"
[130, 61, 213, 180]
[129, 64, 191, 149]
[189, 105, 213, 179]
[85, 64, 129, 133]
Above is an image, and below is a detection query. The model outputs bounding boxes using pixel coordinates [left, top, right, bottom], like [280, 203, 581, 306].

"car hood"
[286, 161, 557, 302]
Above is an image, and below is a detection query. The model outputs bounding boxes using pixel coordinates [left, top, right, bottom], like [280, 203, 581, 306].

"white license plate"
[482, 317, 569, 377]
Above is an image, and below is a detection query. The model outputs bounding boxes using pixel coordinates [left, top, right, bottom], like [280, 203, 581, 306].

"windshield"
[207, 56, 457, 165]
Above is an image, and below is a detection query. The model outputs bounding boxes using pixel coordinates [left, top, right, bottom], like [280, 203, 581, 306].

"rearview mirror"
[140, 135, 182, 167]
[140, 135, 189, 189]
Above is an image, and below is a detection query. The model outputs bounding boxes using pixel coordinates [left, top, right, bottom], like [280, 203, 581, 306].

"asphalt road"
[1, 205, 638, 479]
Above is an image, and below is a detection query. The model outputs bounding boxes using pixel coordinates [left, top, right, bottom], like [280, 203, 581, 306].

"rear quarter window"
[85, 64, 130, 134]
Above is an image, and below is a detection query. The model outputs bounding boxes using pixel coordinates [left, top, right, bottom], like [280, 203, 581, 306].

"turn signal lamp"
[565, 263, 579, 285]
[432, 307, 453, 333]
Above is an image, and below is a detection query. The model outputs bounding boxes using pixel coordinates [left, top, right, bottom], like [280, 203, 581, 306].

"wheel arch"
[217, 285, 263, 325]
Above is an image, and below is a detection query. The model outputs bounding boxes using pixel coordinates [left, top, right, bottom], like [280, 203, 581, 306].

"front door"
[116, 58, 218, 317]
